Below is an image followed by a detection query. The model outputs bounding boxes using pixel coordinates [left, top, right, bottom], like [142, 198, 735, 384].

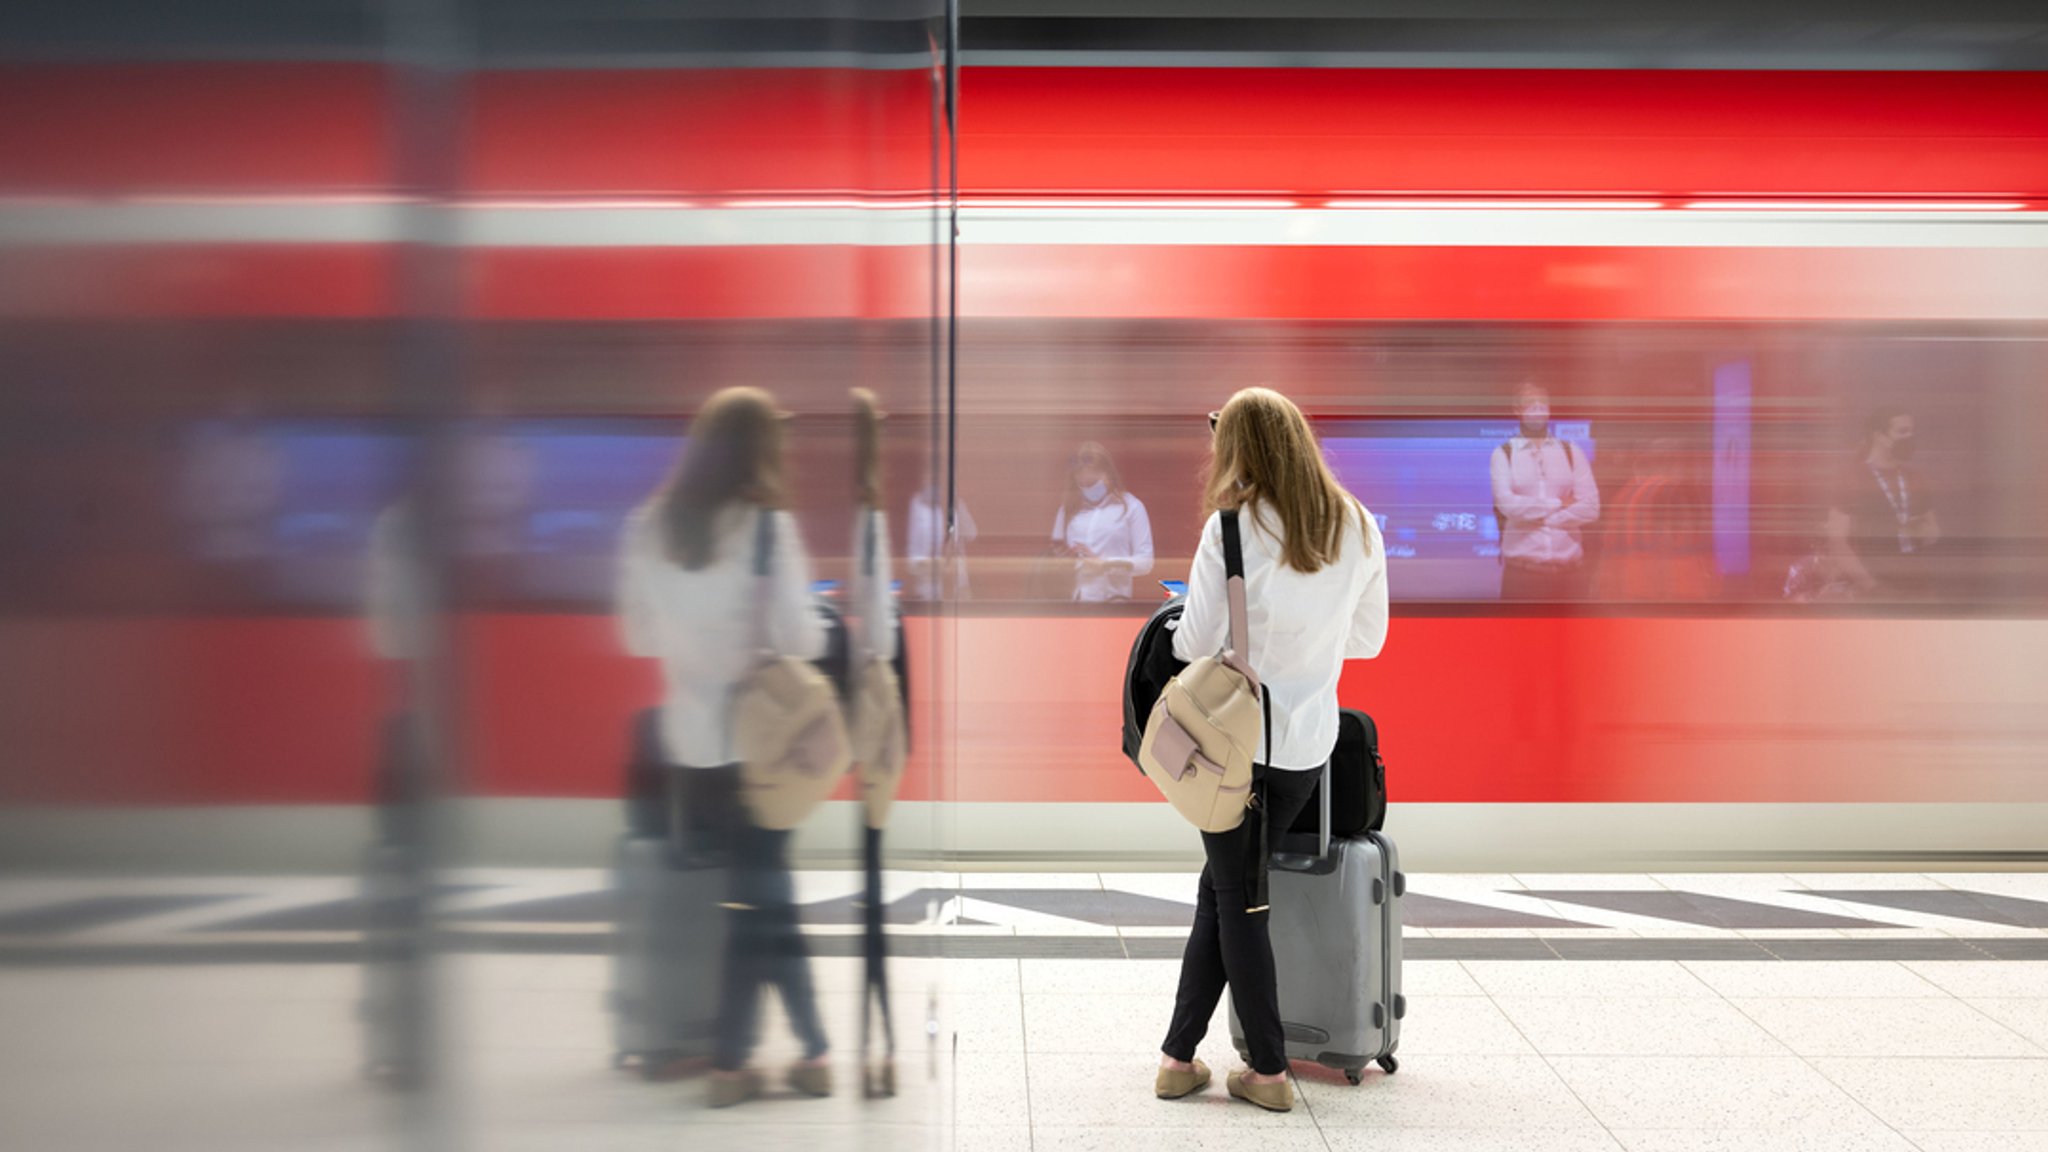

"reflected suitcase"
[360, 841, 429, 1087]
[610, 836, 726, 1073]
[1231, 763, 1404, 1084]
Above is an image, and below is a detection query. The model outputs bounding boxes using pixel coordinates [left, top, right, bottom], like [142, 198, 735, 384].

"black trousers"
[1162, 765, 1321, 1076]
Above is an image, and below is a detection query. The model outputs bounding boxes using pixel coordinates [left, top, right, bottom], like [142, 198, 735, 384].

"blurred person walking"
[1155, 389, 1389, 1112]
[1491, 383, 1601, 601]
[1825, 406, 1940, 600]
[616, 387, 834, 1108]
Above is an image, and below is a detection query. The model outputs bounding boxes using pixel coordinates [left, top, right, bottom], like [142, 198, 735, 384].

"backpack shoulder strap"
[752, 507, 775, 651]
[1220, 510, 1248, 660]
[1220, 509, 1269, 769]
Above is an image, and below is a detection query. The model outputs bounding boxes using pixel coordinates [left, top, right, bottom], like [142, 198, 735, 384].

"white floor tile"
[1812, 1058, 2048, 1130]
[1023, 992, 1199, 1054]
[1965, 1000, 2048, 1052]
[1495, 996, 1788, 1057]
[1293, 1054, 1600, 1129]
[1323, 1130, 1623, 1152]
[1548, 1056, 1876, 1130]
[1394, 996, 1535, 1056]
[1022, 958, 1180, 996]
[1611, 1130, 1918, 1152]
[1904, 964, 2048, 1000]
[1408, 961, 1488, 997]
[1683, 962, 1948, 1000]
[1904, 1133, 2048, 1152]
[952, 1128, 1033, 1152]
[1034, 1125, 1333, 1152]
[1463, 961, 1717, 1000]
[1733, 997, 2043, 1058]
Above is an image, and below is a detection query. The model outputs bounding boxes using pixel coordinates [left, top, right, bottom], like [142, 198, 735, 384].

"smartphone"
[1158, 579, 1187, 597]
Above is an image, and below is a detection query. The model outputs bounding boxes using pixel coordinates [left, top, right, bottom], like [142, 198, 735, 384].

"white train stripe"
[4, 199, 2048, 249]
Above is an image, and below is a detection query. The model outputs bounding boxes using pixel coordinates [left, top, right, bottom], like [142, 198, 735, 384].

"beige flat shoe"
[1155, 1058, 1212, 1099]
[787, 1060, 833, 1098]
[1226, 1069, 1294, 1112]
[707, 1069, 762, 1109]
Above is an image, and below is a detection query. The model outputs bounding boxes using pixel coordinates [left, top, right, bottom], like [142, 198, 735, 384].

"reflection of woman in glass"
[1050, 441, 1154, 601]
[615, 386, 832, 1108]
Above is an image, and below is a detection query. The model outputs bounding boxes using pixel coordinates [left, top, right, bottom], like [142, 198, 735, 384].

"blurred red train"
[4, 63, 2047, 866]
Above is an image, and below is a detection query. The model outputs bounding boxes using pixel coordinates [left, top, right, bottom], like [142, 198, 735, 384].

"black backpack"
[1285, 708, 1388, 838]
[1120, 594, 1188, 770]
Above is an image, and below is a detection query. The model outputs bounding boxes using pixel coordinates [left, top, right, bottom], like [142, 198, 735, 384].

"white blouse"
[1052, 492, 1155, 602]
[1171, 501, 1389, 771]
[616, 502, 828, 768]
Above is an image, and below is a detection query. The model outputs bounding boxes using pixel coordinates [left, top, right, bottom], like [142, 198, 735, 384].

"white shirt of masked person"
[617, 502, 829, 769]
[1051, 489, 1155, 602]
[1490, 436, 1601, 566]
[1171, 500, 1389, 771]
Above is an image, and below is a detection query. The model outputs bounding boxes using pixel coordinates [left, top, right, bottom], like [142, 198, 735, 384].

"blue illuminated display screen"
[1321, 419, 1595, 565]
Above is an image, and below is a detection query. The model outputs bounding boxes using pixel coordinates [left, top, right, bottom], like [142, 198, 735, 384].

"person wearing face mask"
[1825, 407, 1940, 600]
[1050, 441, 1154, 602]
[1491, 383, 1601, 601]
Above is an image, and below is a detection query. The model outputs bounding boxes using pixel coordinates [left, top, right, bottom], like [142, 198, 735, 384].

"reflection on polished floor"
[3, 871, 2047, 1151]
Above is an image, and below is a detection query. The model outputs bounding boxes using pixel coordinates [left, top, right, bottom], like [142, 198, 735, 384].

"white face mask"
[1080, 480, 1109, 504]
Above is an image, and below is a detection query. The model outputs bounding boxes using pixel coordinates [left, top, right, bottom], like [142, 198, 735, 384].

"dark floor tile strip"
[1543, 938, 1778, 961]
[1805, 889, 2048, 929]
[1759, 937, 1994, 962]
[1525, 890, 1895, 930]
[1405, 938, 1560, 960]
[1971, 937, 2048, 960]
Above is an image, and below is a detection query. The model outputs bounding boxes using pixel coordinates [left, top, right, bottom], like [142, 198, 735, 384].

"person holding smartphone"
[1049, 441, 1154, 602]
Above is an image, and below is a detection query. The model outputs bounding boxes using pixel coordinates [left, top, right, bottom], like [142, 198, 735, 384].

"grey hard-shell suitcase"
[1230, 761, 1405, 1084]
[610, 836, 726, 1072]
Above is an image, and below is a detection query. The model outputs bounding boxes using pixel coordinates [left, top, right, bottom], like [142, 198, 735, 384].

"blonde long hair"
[659, 386, 788, 570]
[1204, 387, 1362, 573]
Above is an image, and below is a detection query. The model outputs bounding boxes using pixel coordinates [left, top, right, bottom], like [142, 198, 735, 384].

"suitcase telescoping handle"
[1316, 756, 1332, 862]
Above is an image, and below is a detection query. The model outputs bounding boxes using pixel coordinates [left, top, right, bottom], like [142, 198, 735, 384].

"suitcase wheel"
[1377, 1054, 1399, 1076]
[1345, 1068, 1364, 1086]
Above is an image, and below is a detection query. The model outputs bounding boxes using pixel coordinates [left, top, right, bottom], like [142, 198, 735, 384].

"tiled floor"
[2, 871, 2046, 1149]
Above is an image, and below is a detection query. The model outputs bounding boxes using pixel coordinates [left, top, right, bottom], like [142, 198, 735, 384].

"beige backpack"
[735, 510, 852, 831]
[1137, 510, 1267, 833]
[848, 509, 908, 830]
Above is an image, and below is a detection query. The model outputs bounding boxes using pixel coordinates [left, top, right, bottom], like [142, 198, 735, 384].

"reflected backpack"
[848, 508, 909, 831]
[735, 511, 853, 831]
[1134, 511, 1268, 833]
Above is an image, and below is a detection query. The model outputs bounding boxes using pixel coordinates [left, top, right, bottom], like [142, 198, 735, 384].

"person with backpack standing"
[1491, 382, 1601, 601]
[1154, 387, 1389, 1113]
[616, 386, 835, 1108]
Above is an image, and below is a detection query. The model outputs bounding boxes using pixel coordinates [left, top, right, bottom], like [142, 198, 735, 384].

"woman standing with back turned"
[1155, 387, 1389, 1112]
